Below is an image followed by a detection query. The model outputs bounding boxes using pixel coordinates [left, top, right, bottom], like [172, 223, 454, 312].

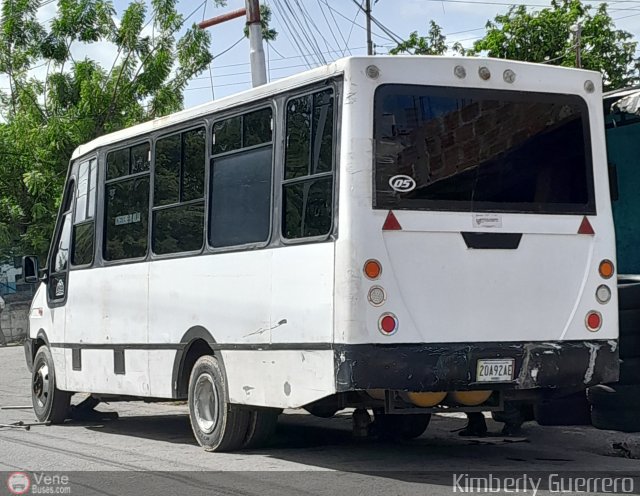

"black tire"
[533, 392, 591, 426]
[187, 355, 250, 452]
[618, 279, 640, 311]
[372, 412, 431, 440]
[492, 401, 528, 426]
[620, 332, 640, 359]
[587, 383, 640, 410]
[618, 357, 640, 385]
[31, 346, 71, 424]
[243, 408, 279, 449]
[591, 406, 640, 433]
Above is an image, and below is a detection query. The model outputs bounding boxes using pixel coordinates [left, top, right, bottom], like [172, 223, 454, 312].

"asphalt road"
[0, 345, 639, 495]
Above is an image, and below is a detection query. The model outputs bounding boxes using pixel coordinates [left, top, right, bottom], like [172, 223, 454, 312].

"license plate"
[476, 359, 515, 382]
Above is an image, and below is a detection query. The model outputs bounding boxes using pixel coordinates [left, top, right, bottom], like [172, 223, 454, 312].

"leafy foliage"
[469, 0, 638, 90]
[389, 21, 460, 56]
[243, 4, 277, 42]
[0, 0, 254, 261]
[390, 0, 638, 91]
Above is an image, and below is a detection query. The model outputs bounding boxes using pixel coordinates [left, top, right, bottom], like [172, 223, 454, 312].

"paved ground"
[0, 345, 639, 495]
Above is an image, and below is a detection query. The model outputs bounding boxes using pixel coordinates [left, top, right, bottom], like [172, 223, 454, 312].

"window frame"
[102, 139, 152, 265]
[206, 102, 277, 254]
[83, 78, 341, 268]
[151, 123, 208, 258]
[372, 84, 596, 216]
[280, 84, 339, 245]
[46, 176, 75, 307]
[70, 156, 98, 269]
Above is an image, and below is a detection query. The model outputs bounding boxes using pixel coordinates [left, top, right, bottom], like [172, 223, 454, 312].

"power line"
[318, 0, 395, 43]
[271, 0, 315, 68]
[349, 0, 404, 45]
[282, 0, 327, 64]
[342, 0, 362, 55]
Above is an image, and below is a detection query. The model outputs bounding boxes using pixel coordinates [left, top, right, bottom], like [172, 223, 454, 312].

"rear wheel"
[188, 355, 250, 452]
[372, 411, 431, 440]
[31, 346, 70, 423]
[591, 407, 640, 433]
[243, 408, 279, 449]
[534, 392, 591, 426]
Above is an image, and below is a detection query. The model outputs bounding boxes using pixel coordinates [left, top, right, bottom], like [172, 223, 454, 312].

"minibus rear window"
[373, 85, 595, 214]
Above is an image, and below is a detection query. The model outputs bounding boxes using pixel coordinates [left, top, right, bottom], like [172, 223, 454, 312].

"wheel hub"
[193, 373, 219, 434]
[32, 363, 50, 408]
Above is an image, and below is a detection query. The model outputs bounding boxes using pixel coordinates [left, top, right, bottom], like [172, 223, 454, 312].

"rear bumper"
[334, 340, 618, 392]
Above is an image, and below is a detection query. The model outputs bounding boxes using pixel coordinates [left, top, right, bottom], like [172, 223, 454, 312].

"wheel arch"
[172, 326, 226, 400]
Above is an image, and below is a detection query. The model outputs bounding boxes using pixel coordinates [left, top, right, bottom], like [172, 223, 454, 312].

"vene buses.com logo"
[7, 472, 31, 495]
[389, 175, 416, 193]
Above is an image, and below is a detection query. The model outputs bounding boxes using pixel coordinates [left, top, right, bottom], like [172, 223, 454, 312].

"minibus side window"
[72, 158, 97, 266]
[104, 143, 151, 261]
[209, 108, 273, 248]
[282, 88, 334, 240]
[152, 127, 206, 255]
[49, 182, 74, 301]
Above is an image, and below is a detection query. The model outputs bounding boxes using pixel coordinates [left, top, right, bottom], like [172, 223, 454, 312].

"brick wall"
[397, 100, 577, 185]
[1, 300, 30, 344]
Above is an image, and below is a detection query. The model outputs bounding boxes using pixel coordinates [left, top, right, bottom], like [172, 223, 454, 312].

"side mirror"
[22, 256, 40, 284]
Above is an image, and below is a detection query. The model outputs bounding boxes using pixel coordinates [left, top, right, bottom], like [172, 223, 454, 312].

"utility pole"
[246, 0, 267, 86]
[365, 0, 373, 56]
[198, 0, 267, 88]
[571, 22, 582, 68]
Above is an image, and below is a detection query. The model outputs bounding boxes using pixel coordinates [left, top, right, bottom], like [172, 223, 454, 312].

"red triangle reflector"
[578, 216, 595, 235]
[382, 211, 402, 231]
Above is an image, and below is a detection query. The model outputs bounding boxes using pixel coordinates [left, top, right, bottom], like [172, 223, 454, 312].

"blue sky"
[23, 0, 640, 108]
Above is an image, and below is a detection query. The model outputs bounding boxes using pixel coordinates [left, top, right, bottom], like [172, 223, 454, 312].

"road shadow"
[70, 407, 583, 488]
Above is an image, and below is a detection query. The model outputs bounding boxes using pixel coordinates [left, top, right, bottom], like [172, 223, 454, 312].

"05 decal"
[388, 175, 416, 193]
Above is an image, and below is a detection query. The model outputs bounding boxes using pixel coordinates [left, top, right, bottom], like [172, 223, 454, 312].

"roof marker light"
[382, 211, 402, 231]
[578, 217, 595, 235]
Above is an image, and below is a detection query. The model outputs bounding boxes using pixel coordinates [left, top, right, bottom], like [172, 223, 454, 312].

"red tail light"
[585, 311, 602, 331]
[378, 313, 398, 335]
[382, 211, 402, 231]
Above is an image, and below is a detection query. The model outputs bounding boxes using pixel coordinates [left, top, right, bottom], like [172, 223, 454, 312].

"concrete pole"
[246, 0, 267, 87]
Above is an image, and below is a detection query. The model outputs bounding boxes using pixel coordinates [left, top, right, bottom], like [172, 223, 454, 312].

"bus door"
[44, 179, 75, 389]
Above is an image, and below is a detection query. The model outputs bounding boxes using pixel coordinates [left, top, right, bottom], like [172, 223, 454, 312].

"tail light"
[585, 311, 602, 332]
[378, 313, 398, 335]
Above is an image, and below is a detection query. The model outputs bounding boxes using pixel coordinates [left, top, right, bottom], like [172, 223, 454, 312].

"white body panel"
[333, 57, 616, 346]
[28, 56, 616, 408]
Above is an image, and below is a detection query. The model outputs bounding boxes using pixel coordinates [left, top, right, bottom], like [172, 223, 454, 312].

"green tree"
[389, 21, 462, 56]
[0, 0, 267, 261]
[469, 0, 638, 90]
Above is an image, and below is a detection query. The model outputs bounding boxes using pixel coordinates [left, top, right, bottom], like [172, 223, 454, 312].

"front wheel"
[31, 346, 70, 423]
[188, 355, 250, 452]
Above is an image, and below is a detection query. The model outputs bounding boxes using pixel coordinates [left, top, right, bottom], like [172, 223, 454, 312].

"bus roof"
[70, 57, 348, 160]
[71, 55, 601, 161]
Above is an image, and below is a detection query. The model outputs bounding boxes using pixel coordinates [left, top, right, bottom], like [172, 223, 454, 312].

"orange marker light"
[599, 260, 614, 279]
[364, 259, 382, 280]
